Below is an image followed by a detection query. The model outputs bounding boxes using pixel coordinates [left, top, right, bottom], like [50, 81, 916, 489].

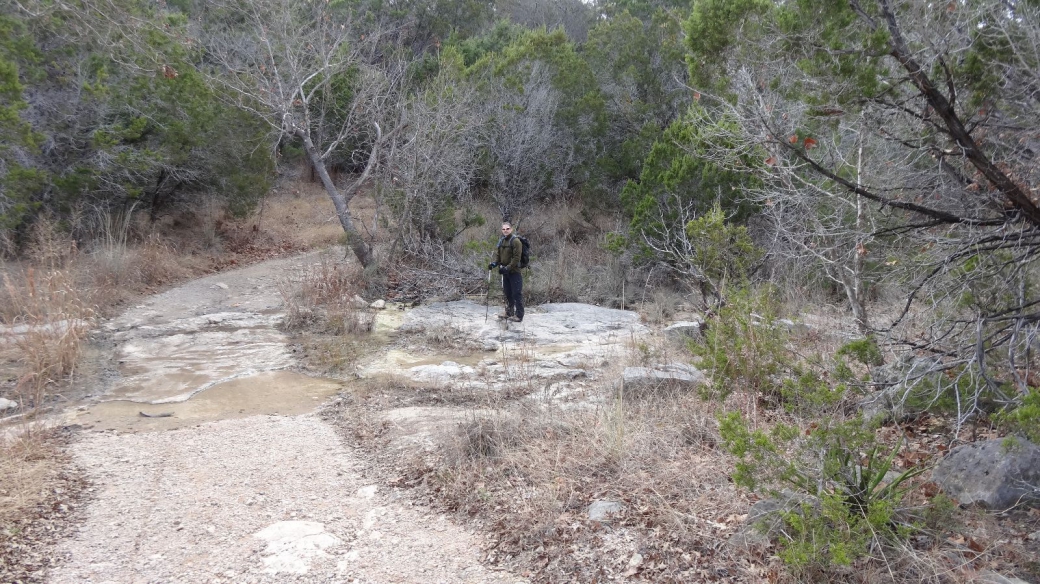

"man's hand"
[498, 265, 508, 275]
[488, 262, 497, 270]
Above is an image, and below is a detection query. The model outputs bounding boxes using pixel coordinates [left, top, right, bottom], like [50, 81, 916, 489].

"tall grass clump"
[0, 268, 96, 412]
[278, 253, 373, 375]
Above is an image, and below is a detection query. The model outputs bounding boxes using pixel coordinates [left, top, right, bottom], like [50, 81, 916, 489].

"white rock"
[254, 521, 342, 574]
[369, 299, 386, 309]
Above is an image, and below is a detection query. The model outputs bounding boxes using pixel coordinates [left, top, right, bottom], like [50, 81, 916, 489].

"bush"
[691, 285, 791, 402]
[996, 387, 1040, 443]
[719, 412, 925, 571]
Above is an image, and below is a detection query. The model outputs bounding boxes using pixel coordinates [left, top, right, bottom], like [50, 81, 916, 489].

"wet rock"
[663, 321, 703, 341]
[0, 397, 17, 411]
[587, 500, 625, 522]
[369, 299, 386, 310]
[621, 364, 705, 397]
[932, 438, 1040, 509]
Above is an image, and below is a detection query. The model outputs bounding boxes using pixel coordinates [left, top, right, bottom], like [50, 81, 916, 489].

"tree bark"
[297, 130, 373, 267]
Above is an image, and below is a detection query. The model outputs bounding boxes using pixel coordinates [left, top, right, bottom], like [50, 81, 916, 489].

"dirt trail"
[48, 251, 524, 584]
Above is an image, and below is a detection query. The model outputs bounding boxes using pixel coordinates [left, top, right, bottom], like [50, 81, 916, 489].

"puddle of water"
[373, 308, 406, 334]
[71, 371, 342, 433]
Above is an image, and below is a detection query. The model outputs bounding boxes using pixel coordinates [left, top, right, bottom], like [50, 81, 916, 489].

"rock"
[621, 364, 705, 397]
[369, 299, 386, 309]
[859, 355, 946, 423]
[213, 283, 229, 290]
[777, 318, 811, 336]
[253, 521, 342, 574]
[729, 491, 818, 550]
[351, 295, 368, 309]
[409, 362, 477, 384]
[663, 321, 703, 341]
[0, 397, 17, 411]
[587, 500, 625, 522]
[932, 438, 1040, 509]
[977, 572, 1033, 584]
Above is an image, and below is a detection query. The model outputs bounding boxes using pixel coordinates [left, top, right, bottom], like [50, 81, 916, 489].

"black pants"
[502, 271, 524, 321]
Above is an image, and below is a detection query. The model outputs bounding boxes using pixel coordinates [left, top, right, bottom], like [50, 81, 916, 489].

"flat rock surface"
[363, 300, 647, 401]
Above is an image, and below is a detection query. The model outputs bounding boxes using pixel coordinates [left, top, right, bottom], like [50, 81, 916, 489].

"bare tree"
[684, 0, 1040, 424]
[196, 0, 408, 267]
[478, 62, 576, 224]
[383, 57, 483, 258]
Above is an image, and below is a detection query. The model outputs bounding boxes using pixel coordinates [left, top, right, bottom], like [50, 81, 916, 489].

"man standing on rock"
[488, 221, 524, 323]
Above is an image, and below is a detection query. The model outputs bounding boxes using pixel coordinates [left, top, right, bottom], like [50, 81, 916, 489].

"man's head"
[501, 222, 513, 236]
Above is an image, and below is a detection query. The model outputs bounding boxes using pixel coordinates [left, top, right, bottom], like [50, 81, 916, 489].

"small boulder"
[588, 500, 625, 522]
[622, 364, 705, 397]
[664, 321, 703, 341]
[977, 572, 1033, 584]
[369, 299, 386, 310]
[729, 491, 817, 550]
[0, 397, 17, 412]
[932, 438, 1040, 509]
[350, 295, 368, 309]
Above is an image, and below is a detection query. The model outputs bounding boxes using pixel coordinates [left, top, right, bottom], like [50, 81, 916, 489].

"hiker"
[488, 221, 524, 322]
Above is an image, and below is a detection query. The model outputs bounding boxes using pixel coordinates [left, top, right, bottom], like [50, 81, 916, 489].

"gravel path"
[47, 251, 524, 583]
[50, 415, 518, 583]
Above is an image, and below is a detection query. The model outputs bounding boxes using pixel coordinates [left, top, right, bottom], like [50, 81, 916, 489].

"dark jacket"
[495, 235, 523, 273]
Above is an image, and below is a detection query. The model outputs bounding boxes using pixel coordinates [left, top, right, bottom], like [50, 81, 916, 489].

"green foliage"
[685, 204, 761, 282]
[720, 412, 925, 570]
[453, 20, 523, 66]
[0, 0, 275, 237]
[996, 387, 1040, 443]
[621, 109, 759, 226]
[691, 286, 790, 401]
[684, 0, 770, 92]
[836, 338, 883, 367]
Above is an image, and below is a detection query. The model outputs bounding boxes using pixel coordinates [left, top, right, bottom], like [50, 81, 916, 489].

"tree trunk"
[297, 130, 373, 267]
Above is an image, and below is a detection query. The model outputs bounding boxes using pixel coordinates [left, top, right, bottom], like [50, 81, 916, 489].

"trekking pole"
[484, 267, 492, 322]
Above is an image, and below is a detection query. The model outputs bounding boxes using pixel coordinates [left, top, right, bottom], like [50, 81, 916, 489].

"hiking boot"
[496, 313, 512, 320]
[507, 315, 522, 323]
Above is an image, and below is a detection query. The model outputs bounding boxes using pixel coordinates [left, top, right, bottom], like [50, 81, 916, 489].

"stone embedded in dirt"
[0, 397, 17, 411]
[214, 282, 229, 290]
[587, 500, 625, 522]
[977, 571, 1034, 584]
[664, 321, 703, 341]
[621, 364, 706, 397]
[410, 361, 477, 384]
[729, 491, 818, 550]
[860, 355, 946, 423]
[369, 299, 386, 309]
[253, 520, 342, 574]
[932, 438, 1040, 509]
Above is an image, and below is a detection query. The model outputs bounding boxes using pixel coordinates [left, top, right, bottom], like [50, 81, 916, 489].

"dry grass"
[424, 391, 748, 582]
[278, 252, 377, 377]
[0, 269, 95, 412]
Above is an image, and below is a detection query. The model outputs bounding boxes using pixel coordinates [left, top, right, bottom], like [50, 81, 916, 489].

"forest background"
[3, 0, 1040, 581]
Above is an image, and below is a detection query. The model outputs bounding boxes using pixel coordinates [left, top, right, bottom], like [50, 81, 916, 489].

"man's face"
[501, 224, 512, 236]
